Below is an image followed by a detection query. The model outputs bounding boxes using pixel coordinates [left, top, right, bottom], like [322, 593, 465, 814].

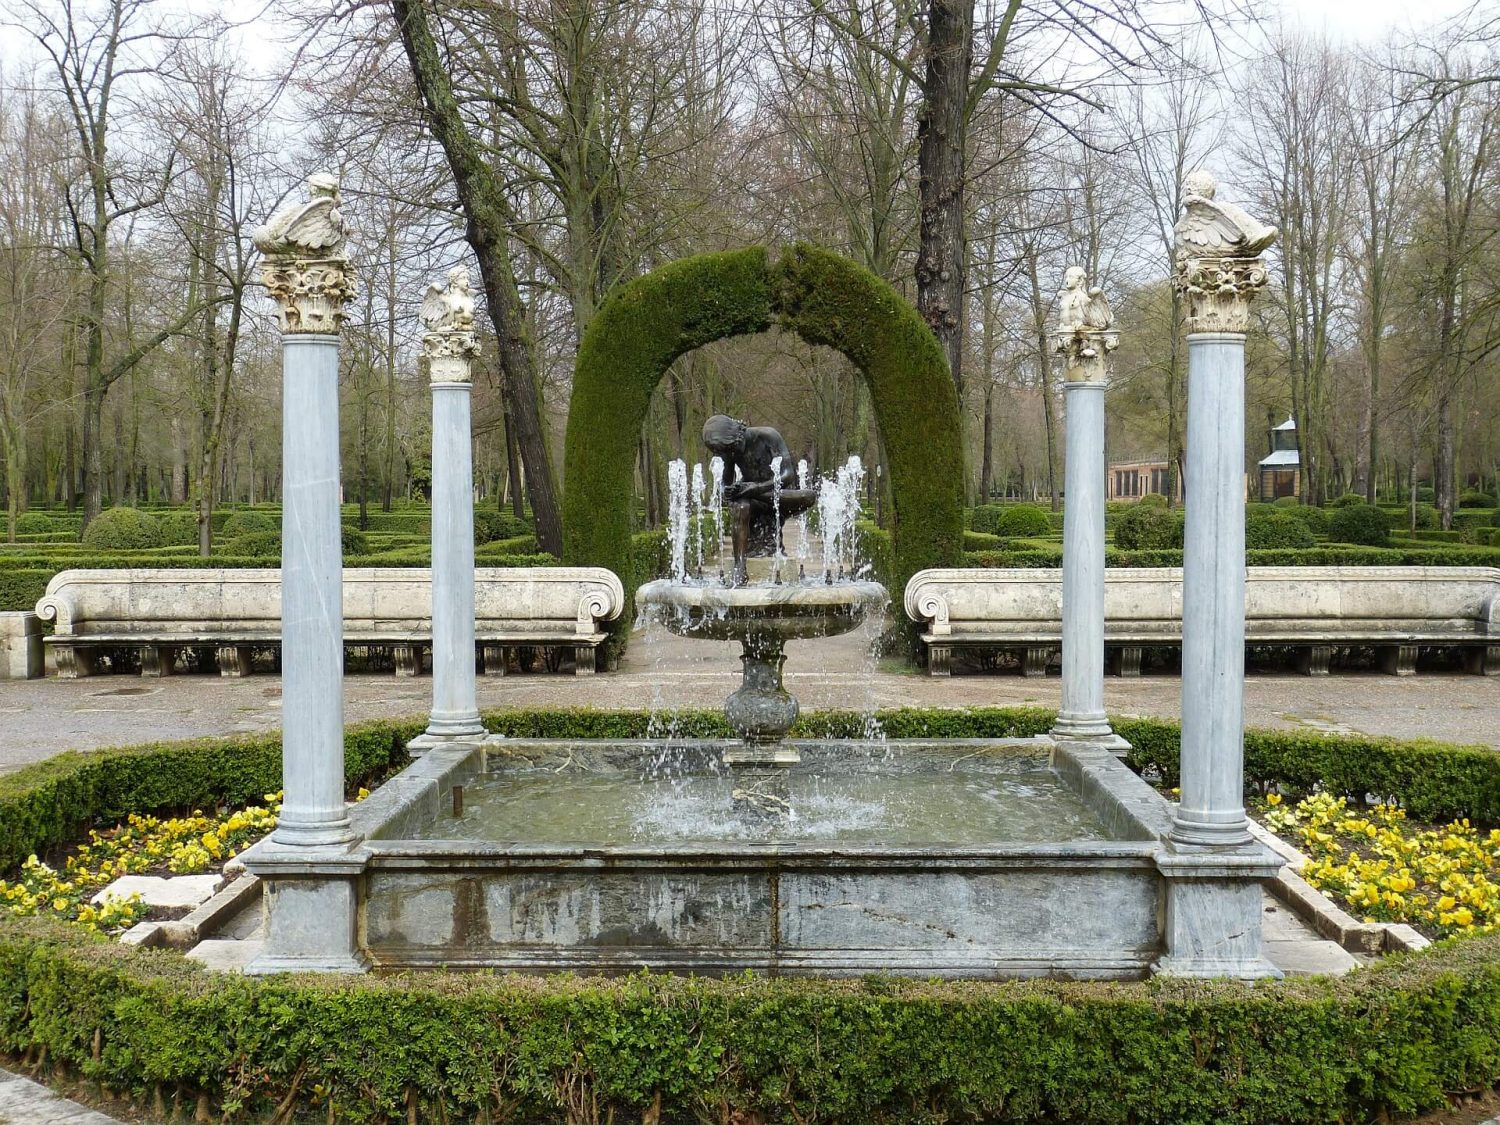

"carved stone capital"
[259, 257, 354, 335]
[1173, 255, 1269, 334]
[422, 330, 480, 383]
[1052, 328, 1119, 385]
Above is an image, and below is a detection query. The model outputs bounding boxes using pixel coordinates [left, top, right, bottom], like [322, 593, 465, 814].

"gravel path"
[1, 624, 1495, 772]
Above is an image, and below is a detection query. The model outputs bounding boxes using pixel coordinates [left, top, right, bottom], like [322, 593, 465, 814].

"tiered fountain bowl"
[636, 576, 887, 763]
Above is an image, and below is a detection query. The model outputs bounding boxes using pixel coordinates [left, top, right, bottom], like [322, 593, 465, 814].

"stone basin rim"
[635, 578, 889, 612]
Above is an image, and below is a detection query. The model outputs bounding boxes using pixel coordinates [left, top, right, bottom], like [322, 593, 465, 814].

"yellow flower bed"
[1261, 791, 1500, 938]
[0, 792, 284, 936]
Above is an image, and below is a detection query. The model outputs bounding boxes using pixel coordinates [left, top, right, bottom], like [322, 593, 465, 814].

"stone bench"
[34, 567, 624, 679]
[903, 566, 1500, 677]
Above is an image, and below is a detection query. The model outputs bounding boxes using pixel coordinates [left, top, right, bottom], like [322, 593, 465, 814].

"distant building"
[1107, 459, 1183, 502]
[1258, 416, 1300, 500]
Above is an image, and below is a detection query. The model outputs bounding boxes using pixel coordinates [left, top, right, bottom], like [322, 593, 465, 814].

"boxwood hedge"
[0, 709, 1498, 1122]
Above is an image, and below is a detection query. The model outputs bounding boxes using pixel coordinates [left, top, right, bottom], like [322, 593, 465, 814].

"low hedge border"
[0, 709, 1498, 1122]
[0, 723, 415, 874]
[0, 915, 1496, 1124]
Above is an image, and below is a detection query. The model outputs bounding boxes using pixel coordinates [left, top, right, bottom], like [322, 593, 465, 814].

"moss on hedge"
[562, 245, 965, 647]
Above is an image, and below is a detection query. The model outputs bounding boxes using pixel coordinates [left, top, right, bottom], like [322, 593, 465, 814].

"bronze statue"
[702, 414, 817, 584]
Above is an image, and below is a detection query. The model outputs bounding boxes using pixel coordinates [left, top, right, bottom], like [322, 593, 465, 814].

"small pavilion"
[1258, 416, 1300, 500]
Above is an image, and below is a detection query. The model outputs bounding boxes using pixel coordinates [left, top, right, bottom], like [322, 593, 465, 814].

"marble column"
[413, 268, 485, 747]
[260, 184, 356, 850]
[245, 173, 367, 974]
[1049, 268, 1125, 751]
[1156, 169, 1281, 980]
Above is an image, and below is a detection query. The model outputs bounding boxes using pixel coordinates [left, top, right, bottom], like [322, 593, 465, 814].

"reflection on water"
[440, 752, 1111, 845]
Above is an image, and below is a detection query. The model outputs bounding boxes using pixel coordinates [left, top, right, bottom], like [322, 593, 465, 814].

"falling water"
[818, 455, 865, 579]
[708, 456, 725, 574]
[796, 459, 810, 561]
[667, 459, 689, 583]
[769, 455, 783, 567]
[690, 462, 705, 574]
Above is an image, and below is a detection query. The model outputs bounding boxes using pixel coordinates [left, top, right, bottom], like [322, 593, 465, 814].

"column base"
[1154, 844, 1283, 982]
[243, 844, 369, 976]
[407, 727, 488, 757]
[1049, 722, 1131, 758]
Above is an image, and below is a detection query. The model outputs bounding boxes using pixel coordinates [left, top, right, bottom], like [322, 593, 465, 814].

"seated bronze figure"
[701, 415, 817, 584]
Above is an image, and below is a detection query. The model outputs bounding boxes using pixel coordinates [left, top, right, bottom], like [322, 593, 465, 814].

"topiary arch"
[562, 244, 965, 633]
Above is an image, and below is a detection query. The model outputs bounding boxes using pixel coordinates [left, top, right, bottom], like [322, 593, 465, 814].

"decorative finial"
[420, 265, 481, 380]
[254, 173, 354, 334]
[1172, 170, 1276, 333]
[1051, 266, 1118, 383]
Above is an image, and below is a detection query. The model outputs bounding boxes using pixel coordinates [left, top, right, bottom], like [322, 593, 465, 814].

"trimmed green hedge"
[0, 917, 1496, 1124]
[563, 245, 965, 645]
[0, 711, 1498, 1121]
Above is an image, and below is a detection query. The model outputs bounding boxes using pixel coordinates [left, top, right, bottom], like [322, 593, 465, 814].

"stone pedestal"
[243, 844, 369, 975]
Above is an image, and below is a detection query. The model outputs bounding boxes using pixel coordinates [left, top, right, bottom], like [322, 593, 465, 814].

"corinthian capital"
[1172, 170, 1276, 334]
[254, 174, 354, 334]
[420, 266, 480, 382]
[1052, 266, 1118, 384]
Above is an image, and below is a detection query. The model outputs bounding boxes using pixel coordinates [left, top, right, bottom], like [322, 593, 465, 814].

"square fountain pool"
[337, 737, 1189, 979]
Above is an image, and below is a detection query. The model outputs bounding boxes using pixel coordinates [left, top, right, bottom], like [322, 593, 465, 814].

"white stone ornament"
[254, 173, 354, 334]
[421, 266, 481, 379]
[1052, 266, 1118, 381]
[1172, 171, 1276, 334]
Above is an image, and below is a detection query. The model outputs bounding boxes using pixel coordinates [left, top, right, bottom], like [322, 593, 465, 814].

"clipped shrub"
[992, 504, 1052, 538]
[1272, 494, 1301, 507]
[1328, 501, 1391, 547]
[156, 509, 200, 546]
[1136, 493, 1169, 509]
[1459, 490, 1495, 508]
[964, 530, 1002, 551]
[1245, 509, 1315, 549]
[14, 512, 51, 535]
[1412, 503, 1440, 530]
[1286, 504, 1329, 535]
[220, 510, 278, 538]
[341, 524, 369, 555]
[473, 509, 504, 545]
[1113, 503, 1184, 550]
[223, 531, 280, 558]
[80, 507, 161, 551]
[967, 504, 1005, 534]
[1329, 493, 1366, 508]
[1493, 508, 1500, 528]
[1417, 486, 1435, 503]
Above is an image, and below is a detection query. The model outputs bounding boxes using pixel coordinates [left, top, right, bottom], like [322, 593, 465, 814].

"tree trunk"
[915, 0, 972, 394]
[392, 0, 562, 555]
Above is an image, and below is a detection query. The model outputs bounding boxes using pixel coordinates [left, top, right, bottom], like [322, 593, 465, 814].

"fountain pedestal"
[725, 635, 798, 747]
[637, 577, 886, 774]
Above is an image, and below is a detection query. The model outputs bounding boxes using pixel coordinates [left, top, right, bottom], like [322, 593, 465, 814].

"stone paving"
[0, 1067, 122, 1124]
[1, 624, 1495, 772]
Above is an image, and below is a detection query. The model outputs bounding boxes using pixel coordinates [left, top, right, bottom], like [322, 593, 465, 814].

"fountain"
[638, 418, 883, 762]
[245, 208, 1281, 982]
